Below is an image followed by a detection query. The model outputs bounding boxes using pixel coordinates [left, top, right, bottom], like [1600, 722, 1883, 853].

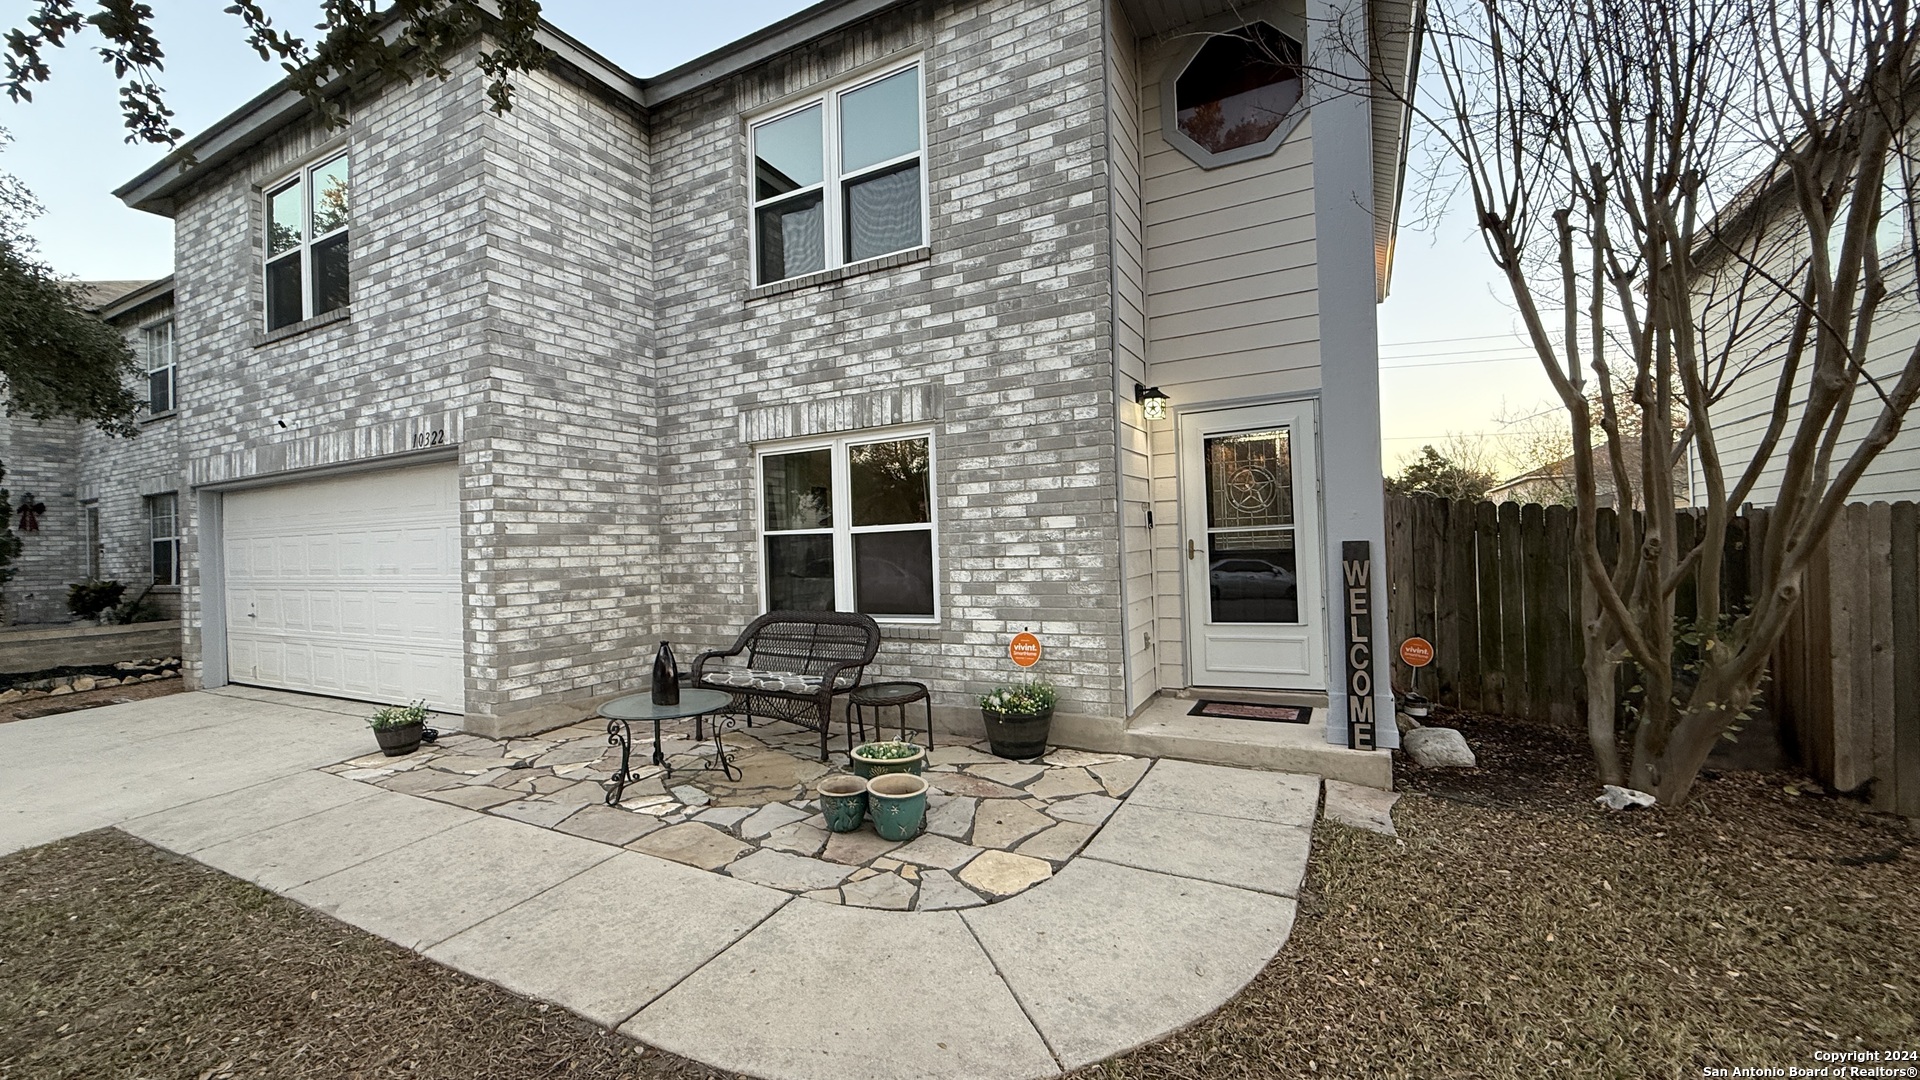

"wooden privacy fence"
[1384, 494, 1920, 814]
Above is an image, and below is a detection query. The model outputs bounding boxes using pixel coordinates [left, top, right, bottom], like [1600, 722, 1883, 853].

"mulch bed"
[1081, 711, 1920, 1079]
[0, 831, 738, 1080]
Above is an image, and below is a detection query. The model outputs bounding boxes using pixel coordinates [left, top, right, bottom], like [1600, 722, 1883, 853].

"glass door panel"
[1203, 428, 1297, 624]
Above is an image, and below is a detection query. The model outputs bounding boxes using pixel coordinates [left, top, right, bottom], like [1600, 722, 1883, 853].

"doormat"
[1187, 700, 1313, 724]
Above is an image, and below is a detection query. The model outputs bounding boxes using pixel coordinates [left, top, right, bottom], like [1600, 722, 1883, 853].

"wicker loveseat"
[690, 610, 882, 762]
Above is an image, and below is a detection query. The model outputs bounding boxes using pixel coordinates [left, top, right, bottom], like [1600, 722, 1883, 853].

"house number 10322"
[412, 429, 446, 449]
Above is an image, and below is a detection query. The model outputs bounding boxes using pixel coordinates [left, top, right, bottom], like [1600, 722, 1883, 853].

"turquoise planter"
[816, 775, 869, 833]
[849, 743, 926, 779]
[865, 773, 929, 841]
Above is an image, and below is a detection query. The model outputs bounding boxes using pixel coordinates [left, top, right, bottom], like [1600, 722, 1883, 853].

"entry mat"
[1188, 700, 1314, 724]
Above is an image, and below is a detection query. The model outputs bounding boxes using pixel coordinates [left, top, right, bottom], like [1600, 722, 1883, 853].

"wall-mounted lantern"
[1135, 383, 1170, 421]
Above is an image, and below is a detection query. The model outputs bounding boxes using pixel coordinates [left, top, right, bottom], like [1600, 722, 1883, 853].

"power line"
[1377, 332, 1532, 348]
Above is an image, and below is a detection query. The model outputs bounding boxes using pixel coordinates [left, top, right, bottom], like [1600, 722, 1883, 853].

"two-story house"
[99, 0, 1416, 765]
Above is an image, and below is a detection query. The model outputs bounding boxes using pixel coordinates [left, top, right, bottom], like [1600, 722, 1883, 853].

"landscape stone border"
[323, 715, 1149, 909]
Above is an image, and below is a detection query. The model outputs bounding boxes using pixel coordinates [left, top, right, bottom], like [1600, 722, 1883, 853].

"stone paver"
[1045, 793, 1121, 826]
[1088, 758, 1151, 796]
[1014, 821, 1096, 863]
[555, 804, 659, 847]
[841, 871, 917, 910]
[124, 770, 378, 855]
[190, 789, 473, 892]
[959, 850, 1054, 897]
[488, 799, 580, 829]
[428, 851, 787, 1027]
[1083, 802, 1311, 898]
[738, 802, 809, 838]
[626, 902, 1058, 1080]
[760, 820, 830, 856]
[971, 800, 1053, 848]
[892, 833, 983, 871]
[916, 868, 988, 911]
[1024, 767, 1103, 800]
[924, 794, 976, 839]
[628, 823, 750, 870]
[725, 848, 857, 892]
[967, 762, 1047, 787]
[1322, 778, 1400, 836]
[926, 773, 1027, 800]
[822, 828, 902, 864]
[964, 857, 1297, 1070]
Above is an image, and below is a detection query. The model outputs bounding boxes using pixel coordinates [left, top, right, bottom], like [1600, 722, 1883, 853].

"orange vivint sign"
[1399, 637, 1435, 668]
[1009, 632, 1042, 668]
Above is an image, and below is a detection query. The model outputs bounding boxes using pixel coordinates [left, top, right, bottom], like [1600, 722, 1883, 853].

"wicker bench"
[690, 610, 881, 763]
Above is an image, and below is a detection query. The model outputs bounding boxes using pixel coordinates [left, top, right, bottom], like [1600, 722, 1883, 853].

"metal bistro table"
[598, 688, 740, 806]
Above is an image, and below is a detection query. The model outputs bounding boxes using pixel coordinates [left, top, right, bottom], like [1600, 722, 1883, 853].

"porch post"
[1308, 0, 1397, 748]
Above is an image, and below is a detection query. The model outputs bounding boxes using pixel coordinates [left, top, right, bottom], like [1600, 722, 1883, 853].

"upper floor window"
[265, 153, 351, 330]
[751, 62, 925, 286]
[142, 319, 174, 415]
[1165, 22, 1306, 169]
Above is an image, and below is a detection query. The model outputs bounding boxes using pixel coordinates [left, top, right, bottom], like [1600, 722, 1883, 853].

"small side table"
[598, 688, 738, 805]
[847, 681, 934, 752]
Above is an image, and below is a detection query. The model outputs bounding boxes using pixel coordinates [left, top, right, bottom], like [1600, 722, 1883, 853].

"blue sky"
[0, 2, 1549, 472]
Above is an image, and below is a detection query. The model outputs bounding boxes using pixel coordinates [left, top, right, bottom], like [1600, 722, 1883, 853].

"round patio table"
[598, 688, 737, 805]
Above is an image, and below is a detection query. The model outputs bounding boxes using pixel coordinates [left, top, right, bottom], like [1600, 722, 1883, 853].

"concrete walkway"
[1, 689, 1317, 1080]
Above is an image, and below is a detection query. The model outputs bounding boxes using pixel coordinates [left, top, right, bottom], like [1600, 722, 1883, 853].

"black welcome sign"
[1342, 540, 1377, 751]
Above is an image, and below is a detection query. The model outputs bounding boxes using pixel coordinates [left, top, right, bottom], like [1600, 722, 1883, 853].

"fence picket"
[1475, 500, 1505, 716]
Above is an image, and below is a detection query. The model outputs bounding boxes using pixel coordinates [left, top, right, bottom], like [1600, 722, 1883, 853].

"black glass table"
[598, 688, 738, 805]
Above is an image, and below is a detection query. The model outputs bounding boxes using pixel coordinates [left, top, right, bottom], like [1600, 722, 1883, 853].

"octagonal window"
[1174, 22, 1304, 157]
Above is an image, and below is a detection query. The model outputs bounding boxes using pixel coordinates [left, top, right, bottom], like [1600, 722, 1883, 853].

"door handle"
[1188, 539, 1198, 561]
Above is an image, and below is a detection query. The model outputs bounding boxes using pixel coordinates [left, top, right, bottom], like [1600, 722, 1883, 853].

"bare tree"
[1346, 0, 1920, 802]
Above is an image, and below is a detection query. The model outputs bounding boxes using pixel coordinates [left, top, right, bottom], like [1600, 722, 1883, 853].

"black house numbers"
[411, 429, 446, 450]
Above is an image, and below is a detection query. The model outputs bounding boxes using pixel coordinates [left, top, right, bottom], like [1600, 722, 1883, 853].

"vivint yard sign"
[1342, 541, 1378, 751]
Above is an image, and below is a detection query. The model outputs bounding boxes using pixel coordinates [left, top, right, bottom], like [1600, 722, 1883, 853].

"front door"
[1180, 401, 1325, 690]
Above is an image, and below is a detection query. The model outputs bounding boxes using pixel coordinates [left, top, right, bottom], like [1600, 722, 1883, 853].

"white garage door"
[224, 462, 463, 712]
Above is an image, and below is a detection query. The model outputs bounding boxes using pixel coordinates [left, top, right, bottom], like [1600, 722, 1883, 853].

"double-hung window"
[264, 153, 351, 330]
[142, 319, 174, 415]
[759, 432, 937, 620]
[750, 61, 926, 286]
[146, 493, 179, 587]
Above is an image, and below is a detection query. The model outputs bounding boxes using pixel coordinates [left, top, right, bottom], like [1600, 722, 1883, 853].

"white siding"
[1137, 12, 1321, 688]
[1707, 235, 1920, 505]
[1111, 1, 1159, 713]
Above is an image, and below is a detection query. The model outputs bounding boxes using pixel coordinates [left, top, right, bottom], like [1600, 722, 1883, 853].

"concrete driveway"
[0, 688, 1317, 1080]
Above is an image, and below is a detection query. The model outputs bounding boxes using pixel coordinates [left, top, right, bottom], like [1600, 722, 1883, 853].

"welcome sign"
[1342, 540, 1377, 751]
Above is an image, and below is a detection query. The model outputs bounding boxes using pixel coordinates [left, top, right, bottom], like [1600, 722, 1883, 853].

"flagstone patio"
[322, 715, 1152, 909]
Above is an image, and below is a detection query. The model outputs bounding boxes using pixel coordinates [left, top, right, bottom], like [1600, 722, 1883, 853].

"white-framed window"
[146, 493, 178, 586]
[83, 503, 101, 580]
[264, 152, 351, 331]
[142, 319, 174, 414]
[749, 60, 926, 286]
[757, 430, 937, 620]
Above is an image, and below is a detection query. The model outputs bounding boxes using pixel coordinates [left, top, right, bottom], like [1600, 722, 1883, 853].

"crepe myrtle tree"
[1329, 0, 1920, 802]
[2, 0, 550, 145]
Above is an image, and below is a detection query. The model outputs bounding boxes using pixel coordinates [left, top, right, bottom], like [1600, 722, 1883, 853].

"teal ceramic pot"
[849, 743, 926, 779]
[865, 773, 929, 841]
[982, 707, 1052, 760]
[816, 774, 869, 833]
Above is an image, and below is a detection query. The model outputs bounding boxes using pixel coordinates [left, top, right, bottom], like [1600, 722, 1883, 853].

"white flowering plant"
[978, 680, 1057, 716]
[368, 699, 431, 731]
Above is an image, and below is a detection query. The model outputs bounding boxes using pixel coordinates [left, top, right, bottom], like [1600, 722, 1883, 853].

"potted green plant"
[979, 680, 1056, 759]
[849, 739, 925, 778]
[368, 699, 431, 757]
[816, 774, 869, 832]
[865, 772, 929, 841]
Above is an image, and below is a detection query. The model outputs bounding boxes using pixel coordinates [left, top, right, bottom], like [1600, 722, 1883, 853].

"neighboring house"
[1487, 439, 1699, 508]
[74, 0, 1417, 743]
[1701, 151, 1920, 504]
[0, 278, 181, 625]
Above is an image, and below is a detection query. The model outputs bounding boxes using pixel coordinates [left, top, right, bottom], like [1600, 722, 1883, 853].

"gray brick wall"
[646, 0, 1126, 717]
[63, 0, 1133, 729]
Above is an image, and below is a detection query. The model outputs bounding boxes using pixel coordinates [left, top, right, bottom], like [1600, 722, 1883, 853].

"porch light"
[1135, 383, 1169, 421]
